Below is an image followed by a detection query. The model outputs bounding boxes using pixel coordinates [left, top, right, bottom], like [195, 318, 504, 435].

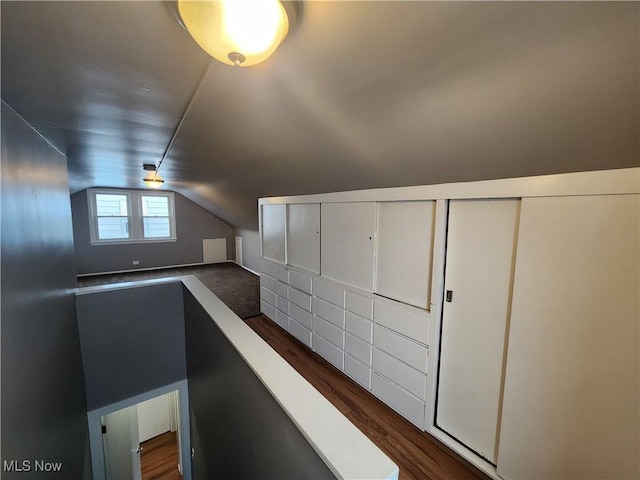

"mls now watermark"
[3, 460, 63, 473]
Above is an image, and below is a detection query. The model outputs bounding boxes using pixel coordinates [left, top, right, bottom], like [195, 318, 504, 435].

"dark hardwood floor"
[141, 431, 181, 480]
[245, 314, 491, 480]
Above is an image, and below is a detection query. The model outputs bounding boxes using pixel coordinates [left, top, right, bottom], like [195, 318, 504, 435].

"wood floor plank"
[141, 431, 181, 480]
[245, 315, 491, 480]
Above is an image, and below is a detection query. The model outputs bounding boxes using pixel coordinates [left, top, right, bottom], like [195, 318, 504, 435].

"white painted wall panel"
[262, 204, 286, 263]
[497, 195, 640, 480]
[375, 201, 434, 309]
[321, 202, 376, 291]
[289, 270, 312, 295]
[288, 204, 320, 274]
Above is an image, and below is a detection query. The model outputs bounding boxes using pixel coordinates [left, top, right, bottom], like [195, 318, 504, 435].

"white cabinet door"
[497, 195, 639, 480]
[375, 201, 435, 309]
[321, 202, 376, 291]
[436, 199, 520, 464]
[287, 203, 320, 274]
[262, 204, 286, 263]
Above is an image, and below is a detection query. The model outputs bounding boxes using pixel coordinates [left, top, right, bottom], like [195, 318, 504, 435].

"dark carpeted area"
[77, 262, 260, 319]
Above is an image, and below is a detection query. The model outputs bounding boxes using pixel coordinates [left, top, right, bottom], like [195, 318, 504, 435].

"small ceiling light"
[143, 177, 165, 189]
[142, 164, 165, 189]
[169, 0, 300, 67]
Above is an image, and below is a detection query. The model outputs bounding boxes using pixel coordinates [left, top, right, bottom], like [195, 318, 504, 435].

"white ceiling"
[2, 1, 638, 228]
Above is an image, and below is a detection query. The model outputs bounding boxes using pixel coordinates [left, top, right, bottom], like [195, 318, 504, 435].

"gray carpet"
[77, 263, 261, 319]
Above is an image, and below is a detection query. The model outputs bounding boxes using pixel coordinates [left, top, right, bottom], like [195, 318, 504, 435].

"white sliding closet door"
[436, 199, 519, 464]
[497, 195, 639, 479]
[262, 204, 286, 263]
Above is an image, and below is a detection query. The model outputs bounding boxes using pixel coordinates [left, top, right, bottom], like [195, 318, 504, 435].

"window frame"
[88, 188, 177, 245]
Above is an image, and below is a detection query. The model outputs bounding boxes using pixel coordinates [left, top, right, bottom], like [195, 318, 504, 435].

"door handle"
[446, 290, 453, 303]
[136, 446, 144, 454]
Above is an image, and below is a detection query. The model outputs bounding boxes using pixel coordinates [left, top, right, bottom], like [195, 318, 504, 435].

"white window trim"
[88, 188, 177, 245]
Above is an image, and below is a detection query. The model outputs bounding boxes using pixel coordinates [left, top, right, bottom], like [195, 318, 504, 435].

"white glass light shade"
[177, 0, 290, 67]
[143, 177, 165, 189]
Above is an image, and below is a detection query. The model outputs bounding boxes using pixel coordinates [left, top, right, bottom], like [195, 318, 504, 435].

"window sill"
[89, 238, 177, 246]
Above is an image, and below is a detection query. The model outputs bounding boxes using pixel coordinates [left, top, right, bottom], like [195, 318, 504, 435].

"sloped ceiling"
[2, 1, 638, 229]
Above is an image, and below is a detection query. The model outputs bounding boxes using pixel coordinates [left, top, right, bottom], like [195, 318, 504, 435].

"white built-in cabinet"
[258, 168, 639, 480]
[321, 202, 377, 291]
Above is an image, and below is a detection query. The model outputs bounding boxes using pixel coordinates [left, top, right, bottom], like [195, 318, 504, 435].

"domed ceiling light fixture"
[142, 163, 165, 189]
[168, 0, 301, 67]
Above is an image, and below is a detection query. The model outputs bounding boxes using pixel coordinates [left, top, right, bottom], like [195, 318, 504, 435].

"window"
[88, 189, 176, 244]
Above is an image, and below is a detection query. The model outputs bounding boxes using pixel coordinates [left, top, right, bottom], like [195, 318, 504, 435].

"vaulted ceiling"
[2, 1, 638, 229]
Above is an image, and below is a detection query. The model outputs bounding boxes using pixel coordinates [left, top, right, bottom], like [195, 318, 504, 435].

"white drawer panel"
[276, 308, 289, 330]
[374, 325, 428, 373]
[275, 265, 289, 283]
[313, 333, 344, 371]
[288, 317, 312, 348]
[276, 295, 289, 314]
[261, 287, 277, 308]
[346, 291, 373, 319]
[374, 300, 429, 345]
[276, 281, 289, 299]
[314, 278, 345, 307]
[372, 349, 426, 400]
[261, 274, 277, 293]
[345, 333, 372, 366]
[313, 315, 344, 349]
[314, 297, 345, 328]
[344, 354, 371, 390]
[289, 270, 312, 294]
[345, 311, 373, 343]
[371, 373, 425, 428]
[289, 288, 312, 312]
[261, 260, 277, 278]
[289, 302, 312, 330]
[261, 301, 277, 322]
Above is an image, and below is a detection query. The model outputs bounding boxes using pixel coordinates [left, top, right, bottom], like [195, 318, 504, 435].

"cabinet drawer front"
[346, 291, 373, 320]
[345, 355, 371, 390]
[372, 349, 426, 400]
[276, 295, 289, 314]
[314, 278, 345, 307]
[289, 288, 312, 312]
[314, 297, 345, 328]
[371, 373, 425, 428]
[289, 302, 312, 330]
[275, 265, 289, 283]
[289, 270, 312, 294]
[261, 301, 277, 322]
[313, 315, 344, 349]
[288, 317, 312, 348]
[374, 300, 429, 345]
[374, 325, 428, 373]
[345, 333, 372, 366]
[261, 287, 277, 308]
[313, 333, 344, 371]
[261, 274, 277, 293]
[261, 260, 277, 278]
[276, 281, 289, 299]
[345, 311, 373, 343]
[276, 308, 289, 330]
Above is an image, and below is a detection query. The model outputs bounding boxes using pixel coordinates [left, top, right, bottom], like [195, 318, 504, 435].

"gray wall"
[76, 282, 187, 410]
[183, 288, 336, 479]
[72, 189, 234, 275]
[1, 101, 91, 479]
[235, 227, 261, 274]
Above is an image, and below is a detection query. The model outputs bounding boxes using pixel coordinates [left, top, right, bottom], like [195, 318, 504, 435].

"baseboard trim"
[236, 262, 260, 276]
